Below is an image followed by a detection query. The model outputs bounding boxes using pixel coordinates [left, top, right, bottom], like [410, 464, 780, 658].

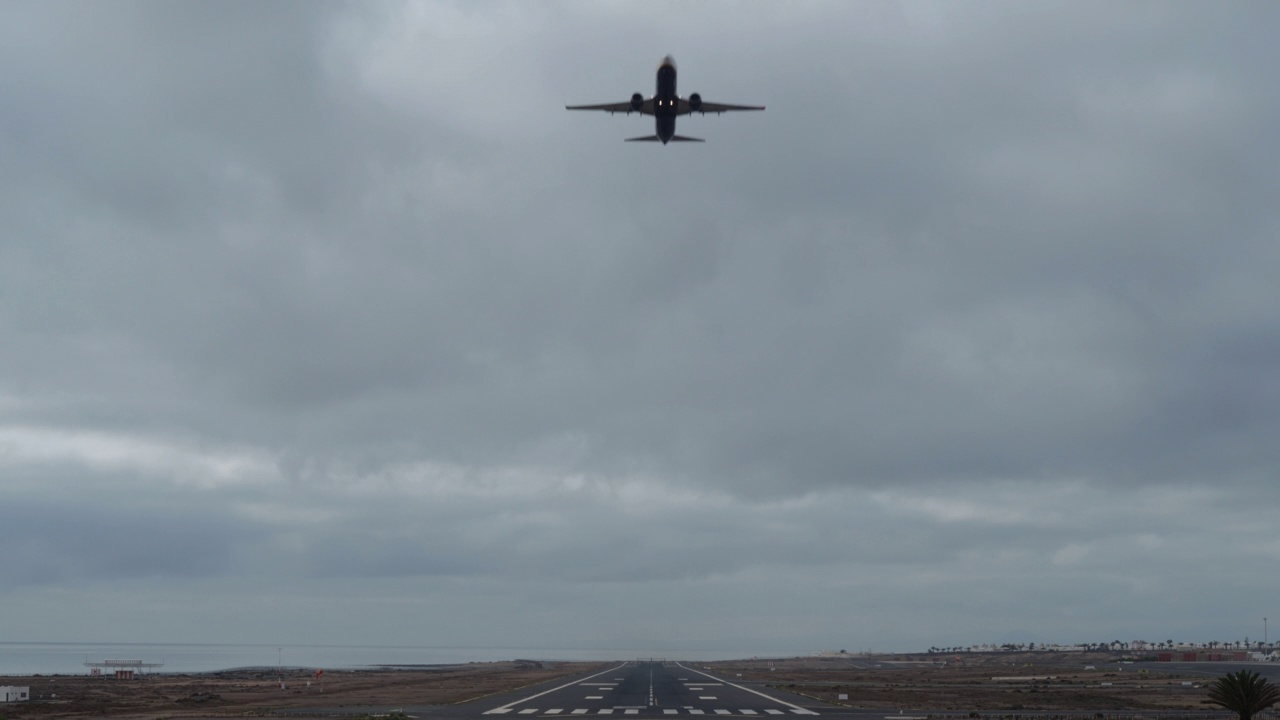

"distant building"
[1, 686, 30, 702]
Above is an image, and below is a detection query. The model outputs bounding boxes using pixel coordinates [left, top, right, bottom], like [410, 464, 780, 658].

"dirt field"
[0, 660, 608, 720]
[0, 652, 1267, 719]
[707, 652, 1233, 714]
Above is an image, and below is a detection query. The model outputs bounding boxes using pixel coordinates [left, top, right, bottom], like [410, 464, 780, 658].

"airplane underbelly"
[656, 115, 675, 142]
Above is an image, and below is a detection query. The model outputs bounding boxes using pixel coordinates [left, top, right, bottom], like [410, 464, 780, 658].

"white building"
[1, 686, 30, 702]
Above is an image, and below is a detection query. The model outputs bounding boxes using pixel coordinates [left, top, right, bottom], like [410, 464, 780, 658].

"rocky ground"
[708, 652, 1232, 714]
[0, 652, 1268, 719]
[0, 660, 607, 719]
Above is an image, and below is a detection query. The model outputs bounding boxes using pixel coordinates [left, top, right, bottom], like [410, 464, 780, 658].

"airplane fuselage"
[654, 57, 679, 143]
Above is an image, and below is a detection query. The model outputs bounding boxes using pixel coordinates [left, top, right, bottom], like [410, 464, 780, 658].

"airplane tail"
[624, 135, 704, 143]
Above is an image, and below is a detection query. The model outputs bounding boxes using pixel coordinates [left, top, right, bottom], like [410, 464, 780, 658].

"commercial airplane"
[566, 56, 764, 144]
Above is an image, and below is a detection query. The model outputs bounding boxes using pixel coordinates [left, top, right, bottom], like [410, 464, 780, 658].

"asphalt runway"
[482, 661, 821, 717]
[282, 661, 828, 719]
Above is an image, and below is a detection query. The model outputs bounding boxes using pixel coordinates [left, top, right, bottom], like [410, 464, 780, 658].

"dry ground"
[707, 652, 1236, 714]
[2, 652, 1273, 719]
[0, 660, 608, 720]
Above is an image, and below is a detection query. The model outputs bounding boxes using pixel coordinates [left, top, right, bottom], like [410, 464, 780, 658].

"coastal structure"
[85, 659, 164, 678]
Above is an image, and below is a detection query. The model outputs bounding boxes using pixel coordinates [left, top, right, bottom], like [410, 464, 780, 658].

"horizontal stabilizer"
[670, 135, 704, 142]
[625, 135, 661, 142]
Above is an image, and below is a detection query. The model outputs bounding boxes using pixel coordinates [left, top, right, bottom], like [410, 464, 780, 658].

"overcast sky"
[3, 1, 1279, 656]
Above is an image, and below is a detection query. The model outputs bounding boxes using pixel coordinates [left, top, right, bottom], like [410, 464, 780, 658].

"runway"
[482, 661, 821, 717]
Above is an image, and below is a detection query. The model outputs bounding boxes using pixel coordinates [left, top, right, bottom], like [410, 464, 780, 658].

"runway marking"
[586, 696, 604, 700]
[582, 683, 617, 686]
[481, 707, 817, 716]
[699, 697, 717, 700]
[674, 663, 815, 716]
[487, 663, 628, 716]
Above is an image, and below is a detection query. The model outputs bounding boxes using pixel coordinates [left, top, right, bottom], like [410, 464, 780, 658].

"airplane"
[566, 55, 764, 144]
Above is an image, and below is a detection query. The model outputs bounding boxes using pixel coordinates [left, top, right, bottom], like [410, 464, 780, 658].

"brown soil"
[1, 660, 608, 720]
[0, 652, 1255, 719]
[706, 652, 1227, 714]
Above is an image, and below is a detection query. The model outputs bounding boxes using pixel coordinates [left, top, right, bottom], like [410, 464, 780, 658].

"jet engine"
[630, 93, 644, 112]
[688, 93, 702, 112]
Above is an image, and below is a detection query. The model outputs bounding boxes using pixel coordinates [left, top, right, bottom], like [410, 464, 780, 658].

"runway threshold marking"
[674, 663, 816, 716]
[486, 663, 629, 715]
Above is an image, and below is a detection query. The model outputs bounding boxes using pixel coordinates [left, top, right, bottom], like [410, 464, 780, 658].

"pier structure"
[84, 659, 164, 678]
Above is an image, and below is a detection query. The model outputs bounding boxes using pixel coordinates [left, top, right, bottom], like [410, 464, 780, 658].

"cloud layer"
[2, 1, 1278, 652]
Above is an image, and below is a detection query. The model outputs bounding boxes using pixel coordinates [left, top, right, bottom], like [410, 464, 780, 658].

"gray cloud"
[2, 1, 1278, 652]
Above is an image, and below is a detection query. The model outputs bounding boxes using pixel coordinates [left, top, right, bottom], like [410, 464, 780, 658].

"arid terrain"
[0, 660, 608, 719]
[708, 652, 1233, 713]
[1, 652, 1266, 719]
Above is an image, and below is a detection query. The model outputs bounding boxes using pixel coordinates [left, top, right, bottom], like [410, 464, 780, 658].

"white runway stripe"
[488, 707, 819, 712]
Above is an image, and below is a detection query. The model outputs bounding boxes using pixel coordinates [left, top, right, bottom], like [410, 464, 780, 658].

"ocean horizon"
[0, 642, 787, 677]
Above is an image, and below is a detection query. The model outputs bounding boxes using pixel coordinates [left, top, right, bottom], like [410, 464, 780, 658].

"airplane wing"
[677, 99, 766, 115]
[566, 99, 654, 115]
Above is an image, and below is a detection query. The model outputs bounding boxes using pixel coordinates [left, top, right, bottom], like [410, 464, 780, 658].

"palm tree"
[1206, 670, 1280, 720]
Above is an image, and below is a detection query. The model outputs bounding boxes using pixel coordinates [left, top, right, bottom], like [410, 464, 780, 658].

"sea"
[0, 643, 756, 677]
